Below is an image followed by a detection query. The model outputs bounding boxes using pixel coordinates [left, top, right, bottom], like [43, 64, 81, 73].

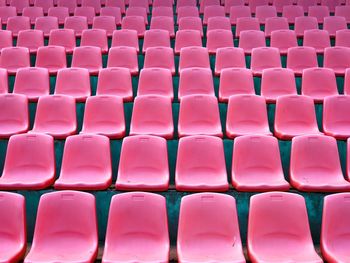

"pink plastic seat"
[152, 7, 173, 18]
[129, 0, 149, 13]
[0, 68, 8, 94]
[308, 5, 329, 24]
[0, 94, 28, 138]
[250, 47, 282, 75]
[35, 0, 54, 14]
[130, 95, 173, 139]
[345, 68, 350, 95]
[264, 17, 289, 37]
[199, 0, 220, 14]
[71, 46, 102, 75]
[175, 30, 202, 54]
[215, 47, 246, 75]
[203, 5, 225, 25]
[294, 16, 318, 37]
[323, 95, 350, 140]
[6, 16, 30, 37]
[225, 0, 245, 14]
[74, 6, 95, 25]
[178, 17, 203, 37]
[302, 67, 337, 102]
[178, 95, 222, 137]
[273, 0, 294, 13]
[290, 134, 350, 191]
[261, 68, 297, 102]
[54, 134, 112, 190]
[0, 6, 16, 25]
[324, 46, 350, 75]
[24, 191, 98, 263]
[0, 30, 12, 50]
[92, 16, 116, 37]
[335, 5, 350, 23]
[13, 67, 49, 101]
[107, 46, 138, 75]
[176, 136, 228, 191]
[256, 5, 277, 24]
[323, 16, 347, 38]
[10, 0, 29, 14]
[274, 95, 321, 139]
[150, 16, 175, 38]
[232, 135, 290, 191]
[58, 0, 77, 14]
[321, 193, 350, 263]
[48, 7, 69, 25]
[178, 193, 244, 260]
[248, 192, 323, 263]
[100, 7, 122, 25]
[207, 16, 231, 32]
[178, 46, 210, 73]
[177, 6, 199, 24]
[80, 29, 108, 53]
[0, 47, 30, 75]
[35, 46, 66, 75]
[32, 95, 77, 139]
[143, 46, 175, 74]
[226, 94, 271, 137]
[235, 17, 260, 37]
[206, 29, 234, 54]
[176, 0, 196, 11]
[0, 192, 26, 262]
[297, 0, 317, 12]
[321, 0, 341, 12]
[105, 0, 125, 14]
[17, 29, 44, 53]
[55, 68, 90, 101]
[111, 29, 139, 52]
[303, 29, 330, 53]
[143, 29, 170, 53]
[96, 67, 133, 101]
[116, 136, 169, 190]
[248, 0, 269, 13]
[282, 5, 304, 24]
[23, 6, 44, 25]
[48, 29, 76, 53]
[137, 68, 173, 99]
[81, 0, 101, 13]
[64, 16, 88, 37]
[239, 30, 266, 54]
[102, 192, 169, 262]
[336, 29, 350, 48]
[179, 68, 214, 100]
[229, 5, 251, 25]
[34, 16, 59, 38]
[153, 0, 172, 7]
[121, 16, 146, 37]
[219, 68, 254, 102]
[0, 133, 55, 189]
[126, 7, 148, 25]
[286, 46, 318, 75]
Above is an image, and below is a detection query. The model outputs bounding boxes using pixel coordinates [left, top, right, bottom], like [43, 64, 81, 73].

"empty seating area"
[1, 0, 350, 261]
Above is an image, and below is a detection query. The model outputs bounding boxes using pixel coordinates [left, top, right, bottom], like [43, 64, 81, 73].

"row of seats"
[1, 190, 349, 262]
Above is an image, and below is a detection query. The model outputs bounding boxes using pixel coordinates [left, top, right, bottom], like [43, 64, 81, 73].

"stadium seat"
[199, 0, 220, 14]
[323, 95, 350, 140]
[23, 6, 44, 25]
[248, 0, 269, 13]
[177, 0, 196, 11]
[336, 29, 350, 48]
[116, 136, 169, 190]
[102, 192, 169, 262]
[239, 30, 266, 54]
[10, 0, 29, 14]
[0, 192, 26, 262]
[111, 29, 139, 52]
[34, 16, 59, 37]
[121, 16, 146, 37]
[0, 133, 55, 190]
[92, 16, 116, 37]
[259, 66, 295, 102]
[321, 193, 350, 263]
[297, 0, 317, 12]
[282, 5, 304, 24]
[71, 46, 102, 75]
[175, 30, 202, 54]
[207, 16, 231, 32]
[55, 68, 91, 101]
[274, 95, 320, 139]
[81, 95, 125, 138]
[178, 95, 222, 137]
[302, 67, 338, 102]
[177, 6, 199, 24]
[303, 29, 330, 53]
[13, 67, 50, 102]
[0, 47, 30, 75]
[36, 46, 66, 75]
[321, 0, 340, 12]
[126, 7, 148, 25]
[138, 68, 174, 99]
[270, 29, 298, 54]
[105, 0, 125, 14]
[323, 16, 347, 38]
[143, 47, 175, 74]
[250, 47, 282, 75]
[152, 7, 173, 18]
[206, 29, 234, 54]
[232, 135, 290, 191]
[80, 29, 108, 53]
[96, 67, 133, 101]
[264, 17, 289, 37]
[178, 17, 203, 37]
[294, 16, 318, 37]
[290, 135, 350, 191]
[130, 95, 173, 139]
[34, 0, 53, 14]
[48, 7, 69, 25]
[107, 46, 138, 75]
[0, 6, 16, 25]
[256, 5, 277, 24]
[226, 94, 271, 137]
[100, 7, 122, 25]
[58, 0, 77, 14]
[0, 30, 12, 50]
[129, 0, 149, 13]
[308, 5, 329, 24]
[24, 191, 98, 263]
[150, 16, 175, 38]
[153, 0, 172, 7]
[215, 47, 246, 75]
[31, 95, 77, 139]
[272, 0, 294, 13]
[219, 68, 255, 102]
[324, 46, 350, 75]
[203, 5, 225, 25]
[48, 29, 76, 53]
[17, 29, 44, 53]
[178, 46, 210, 73]
[143, 29, 171, 53]
[225, 0, 245, 14]
[179, 68, 214, 100]
[64, 16, 88, 37]
[74, 6, 95, 25]
[345, 68, 350, 95]
[235, 17, 260, 37]
[286, 46, 318, 75]
[229, 5, 251, 25]
[0, 94, 28, 138]
[81, 0, 101, 14]
[248, 192, 323, 263]
[6, 16, 30, 37]
[176, 136, 229, 191]
[335, 5, 350, 23]
[0, 68, 7, 94]
[177, 193, 244, 261]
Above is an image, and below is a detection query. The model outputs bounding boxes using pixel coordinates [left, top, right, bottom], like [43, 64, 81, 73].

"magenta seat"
[248, 192, 322, 263]
[273, 0, 294, 13]
[10, 0, 29, 14]
[176, 136, 229, 191]
[150, 16, 175, 38]
[23, 6, 44, 25]
[203, 5, 225, 25]
[177, 193, 244, 261]
[199, 0, 220, 13]
[100, 7, 122, 25]
[229, 5, 251, 25]
[174, 29, 202, 54]
[81, 95, 125, 138]
[179, 68, 214, 100]
[24, 191, 98, 263]
[270, 29, 298, 54]
[323, 95, 350, 140]
[294, 16, 318, 37]
[177, 0, 196, 11]
[36, 46, 67, 74]
[206, 29, 234, 54]
[138, 68, 174, 100]
[282, 5, 304, 24]
[177, 6, 199, 24]
[153, 0, 172, 7]
[0, 94, 28, 138]
[121, 16, 146, 37]
[335, 5, 350, 23]
[102, 192, 169, 262]
[324, 46, 350, 75]
[130, 95, 174, 139]
[116, 136, 169, 191]
[207, 16, 231, 32]
[126, 7, 148, 25]
[6, 16, 30, 37]
[235, 17, 260, 37]
[81, 0, 101, 13]
[107, 46, 139, 75]
[286, 46, 318, 75]
[0, 133, 55, 190]
[239, 30, 266, 54]
[34, 16, 59, 38]
[178, 46, 210, 73]
[31, 95, 77, 139]
[17, 30, 44, 54]
[143, 29, 171, 53]
[323, 16, 347, 38]
[112, 29, 139, 52]
[219, 68, 255, 102]
[178, 95, 222, 137]
[54, 134, 112, 190]
[345, 68, 350, 95]
[48, 7, 69, 25]
[308, 5, 329, 24]
[225, 0, 245, 14]
[93, 16, 117, 37]
[55, 68, 91, 101]
[274, 95, 321, 139]
[290, 134, 350, 192]
[0, 68, 8, 94]
[48, 29, 76, 53]
[153, 7, 174, 18]
[129, 0, 149, 13]
[143, 46, 175, 74]
[64, 16, 88, 37]
[215, 47, 246, 75]
[248, 0, 269, 13]
[71, 46, 102, 75]
[226, 94, 271, 137]
[0, 7, 16, 25]
[13, 67, 50, 102]
[74, 6, 95, 25]
[81, 29, 108, 54]
[321, 0, 341, 12]
[297, 0, 317, 12]
[256, 5, 277, 24]
[0, 47, 30, 75]
[232, 135, 290, 191]
[0, 30, 12, 50]
[58, 0, 77, 14]
[264, 17, 289, 37]
[96, 67, 133, 101]
[303, 29, 330, 53]
[0, 192, 26, 263]
[250, 47, 282, 75]
[34, 0, 54, 14]
[105, 0, 125, 13]
[178, 17, 203, 37]
[336, 29, 350, 48]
